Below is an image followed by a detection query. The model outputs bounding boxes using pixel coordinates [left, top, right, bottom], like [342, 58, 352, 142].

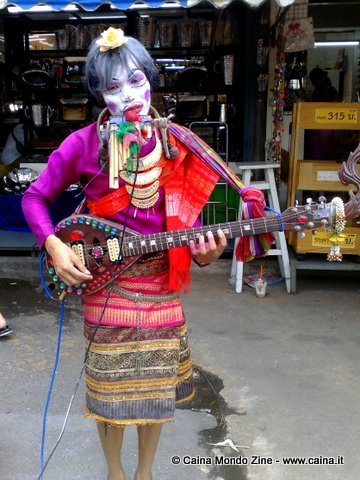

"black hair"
[309, 66, 328, 84]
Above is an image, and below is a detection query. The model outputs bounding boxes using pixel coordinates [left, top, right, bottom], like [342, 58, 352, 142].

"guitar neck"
[123, 215, 281, 257]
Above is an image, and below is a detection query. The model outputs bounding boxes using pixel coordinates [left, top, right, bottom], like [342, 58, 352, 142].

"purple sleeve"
[22, 132, 83, 248]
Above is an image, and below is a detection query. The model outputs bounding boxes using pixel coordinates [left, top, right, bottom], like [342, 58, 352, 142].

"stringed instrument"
[44, 197, 340, 298]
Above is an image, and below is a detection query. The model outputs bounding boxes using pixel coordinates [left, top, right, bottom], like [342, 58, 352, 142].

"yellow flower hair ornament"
[96, 27, 128, 52]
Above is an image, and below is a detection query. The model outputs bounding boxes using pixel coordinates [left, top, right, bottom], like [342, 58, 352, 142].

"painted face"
[102, 61, 151, 117]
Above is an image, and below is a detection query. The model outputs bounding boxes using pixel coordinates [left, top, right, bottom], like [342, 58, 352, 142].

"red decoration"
[70, 230, 84, 241]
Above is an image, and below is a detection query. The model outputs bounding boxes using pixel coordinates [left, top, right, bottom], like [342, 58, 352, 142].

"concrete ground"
[1, 257, 359, 480]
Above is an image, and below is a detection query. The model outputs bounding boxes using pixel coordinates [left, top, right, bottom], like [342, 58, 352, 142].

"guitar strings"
[78, 212, 332, 257]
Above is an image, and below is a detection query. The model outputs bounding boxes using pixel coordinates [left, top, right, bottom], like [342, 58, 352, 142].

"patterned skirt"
[83, 252, 194, 426]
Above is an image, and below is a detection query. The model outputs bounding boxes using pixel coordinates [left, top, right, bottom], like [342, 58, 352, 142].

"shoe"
[0, 325, 13, 337]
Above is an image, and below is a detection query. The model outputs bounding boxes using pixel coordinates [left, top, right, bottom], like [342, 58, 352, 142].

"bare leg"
[134, 424, 163, 480]
[97, 421, 126, 480]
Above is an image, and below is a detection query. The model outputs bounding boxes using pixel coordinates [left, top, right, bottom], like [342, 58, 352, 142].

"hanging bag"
[284, 17, 315, 52]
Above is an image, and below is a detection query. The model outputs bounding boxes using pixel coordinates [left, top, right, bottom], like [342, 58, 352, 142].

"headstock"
[338, 143, 360, 220]
[281, 196, 336, 235]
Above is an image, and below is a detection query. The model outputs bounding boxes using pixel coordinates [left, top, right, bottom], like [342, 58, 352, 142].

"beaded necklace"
[120, 130, 163, 209]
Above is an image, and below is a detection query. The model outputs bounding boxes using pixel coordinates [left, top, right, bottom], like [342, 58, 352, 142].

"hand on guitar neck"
[189, 229, 228, 265]
[45, 234, 93, 287]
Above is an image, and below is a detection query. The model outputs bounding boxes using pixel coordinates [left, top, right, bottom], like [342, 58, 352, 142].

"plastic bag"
[284, 17, 315, 53]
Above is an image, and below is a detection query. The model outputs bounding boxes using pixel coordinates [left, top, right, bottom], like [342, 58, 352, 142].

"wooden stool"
[229, 162, 291, 293]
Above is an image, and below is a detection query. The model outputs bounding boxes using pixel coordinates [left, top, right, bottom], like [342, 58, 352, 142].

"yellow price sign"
[312, 232, 356, 249]
[315, 108, 358, 124]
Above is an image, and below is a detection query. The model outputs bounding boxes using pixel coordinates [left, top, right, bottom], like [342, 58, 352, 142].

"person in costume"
[22, 27, 271, 480]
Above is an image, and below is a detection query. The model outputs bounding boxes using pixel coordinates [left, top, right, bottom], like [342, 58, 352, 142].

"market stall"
[0, 0, 294, 239]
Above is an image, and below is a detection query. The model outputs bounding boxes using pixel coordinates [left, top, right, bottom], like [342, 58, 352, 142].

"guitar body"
[45, 215, 141, 297]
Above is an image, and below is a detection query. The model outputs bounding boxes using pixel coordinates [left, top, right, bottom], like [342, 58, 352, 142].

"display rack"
[287, 101, 360, 256]
[1, 7, 243, 160]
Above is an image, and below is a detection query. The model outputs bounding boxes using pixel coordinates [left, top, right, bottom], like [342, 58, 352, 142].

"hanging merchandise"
[268, 17, 286, 166]
[284, 51, 307, 110]
[256, 38, 269, 101]
[283, 17, 314, 53]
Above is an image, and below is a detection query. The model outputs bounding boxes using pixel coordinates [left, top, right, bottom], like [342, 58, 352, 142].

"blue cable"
[265, 205, 284, 232]
[39, 251, 57, 300]
[38, 252, 66, 480]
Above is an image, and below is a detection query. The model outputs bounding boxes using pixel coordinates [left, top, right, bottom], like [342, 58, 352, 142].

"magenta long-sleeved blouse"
[22, 122, 170, 248]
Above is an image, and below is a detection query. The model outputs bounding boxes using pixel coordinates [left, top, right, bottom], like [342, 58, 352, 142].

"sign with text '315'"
[315, 108, 358, 124]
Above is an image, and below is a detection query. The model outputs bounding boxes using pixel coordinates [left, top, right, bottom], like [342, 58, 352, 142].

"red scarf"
[87, 133, 219, 292]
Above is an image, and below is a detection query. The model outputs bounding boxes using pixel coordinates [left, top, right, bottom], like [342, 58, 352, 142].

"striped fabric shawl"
[168, 124, 274, 264]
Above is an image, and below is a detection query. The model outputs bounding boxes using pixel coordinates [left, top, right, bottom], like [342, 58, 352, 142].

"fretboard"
[122, 215, 281, 257]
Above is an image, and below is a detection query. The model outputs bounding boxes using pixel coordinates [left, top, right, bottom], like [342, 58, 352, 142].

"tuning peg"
[306, 197, 313, 205]
[318, 196, 327, 205]
[297, 232, 306, 238]
[312, 229, 317, 235]
[308, 221, 315, 228]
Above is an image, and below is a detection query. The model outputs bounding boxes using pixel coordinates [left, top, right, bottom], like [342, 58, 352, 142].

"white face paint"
[102, 60, 151, 117]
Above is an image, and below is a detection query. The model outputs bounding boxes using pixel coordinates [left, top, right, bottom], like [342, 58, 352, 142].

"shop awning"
[1, 0, 295, 11]
[188, 0, 295, 7]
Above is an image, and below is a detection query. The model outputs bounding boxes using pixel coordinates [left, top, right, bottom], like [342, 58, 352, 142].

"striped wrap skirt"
[83, 252, 194, 426]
